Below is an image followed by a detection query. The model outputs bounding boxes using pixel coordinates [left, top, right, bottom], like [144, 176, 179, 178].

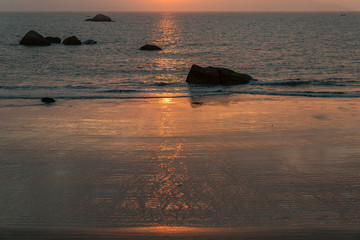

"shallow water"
[0, 12, 359, 99]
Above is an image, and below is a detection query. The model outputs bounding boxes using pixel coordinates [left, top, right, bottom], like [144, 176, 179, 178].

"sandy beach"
[1, 95, 360, 238]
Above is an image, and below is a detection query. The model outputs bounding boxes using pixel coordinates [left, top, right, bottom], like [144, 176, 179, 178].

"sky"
[1, 0, 360, 12]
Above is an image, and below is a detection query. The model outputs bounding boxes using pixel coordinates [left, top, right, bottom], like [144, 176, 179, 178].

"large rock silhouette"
[186, 65, 253, 85]
[85, 14, 112, 22]
[19, 30, 50, 46]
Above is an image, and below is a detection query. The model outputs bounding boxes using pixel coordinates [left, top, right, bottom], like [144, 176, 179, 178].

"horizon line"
[1, 10, 359, 13]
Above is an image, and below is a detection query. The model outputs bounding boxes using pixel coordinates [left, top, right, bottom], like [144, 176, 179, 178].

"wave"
[99, 89, 139, 93]
[189, 89, 360, 98]
[1, 78, 360, 100]
[0, 95, 190, 100]
[1, 89, 360, 100]
[0, 85, 99, 90]
[254, 78, 359, 87]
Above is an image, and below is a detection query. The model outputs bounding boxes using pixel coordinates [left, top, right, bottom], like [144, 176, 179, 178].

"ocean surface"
[0, 12, 360, 100]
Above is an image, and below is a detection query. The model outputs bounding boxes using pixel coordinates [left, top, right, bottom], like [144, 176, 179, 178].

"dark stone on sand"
[62, 36, 81, 45]
[82, 39, 97, 45]
[186, 64, 253, 85]
[85, 14, 112, 22]
[41, 97, 56, 103]
[140, 44, 162, 51]
[45, 37, 61, 44]
[19, 30, 51, 46]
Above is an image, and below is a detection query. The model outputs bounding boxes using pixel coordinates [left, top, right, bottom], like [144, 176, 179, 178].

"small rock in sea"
[140, 44, 162, 51]
[156, 82, 169, 86]
[85, 14, 113, 22]
[62, 36, 81, 45]
[41, 97, 56, 103]
[19, 30, 51, 46]
[186, 64, 253, 85]
[82, 39, 97, 45]
[45, 37, 61, 44]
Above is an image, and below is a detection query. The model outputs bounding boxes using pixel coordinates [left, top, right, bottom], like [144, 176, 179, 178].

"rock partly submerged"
[62, 36, 82, 45]
[140, 44, 162, 51]
[19, 30, 50, 46]
[186, 64, 253, 85]
[82, 39, 97, 45]
[85, 14, 113, 22]
[45, 36, 61, 44]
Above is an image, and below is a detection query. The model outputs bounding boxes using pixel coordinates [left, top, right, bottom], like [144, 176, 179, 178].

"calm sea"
[0, 12, 359, 100]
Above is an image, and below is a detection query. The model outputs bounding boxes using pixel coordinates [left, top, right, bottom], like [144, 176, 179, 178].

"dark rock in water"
[45, 37, 61, 44]
[156, 82, 169, 86]
[140, 44, 162, 51]
[85, 14, 112, 22]
[41, 97, 56, 103]
[82, 39, 97, 45]
[19, 30, 50, 46]
[62, 36, 81, 45]
[186, 64, 253, 85]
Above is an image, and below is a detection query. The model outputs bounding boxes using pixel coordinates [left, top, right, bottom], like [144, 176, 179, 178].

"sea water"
[0, 12, 359, 100]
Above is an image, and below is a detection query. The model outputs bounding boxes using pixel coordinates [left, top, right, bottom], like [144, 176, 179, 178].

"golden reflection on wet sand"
[0, 96, 360, 229]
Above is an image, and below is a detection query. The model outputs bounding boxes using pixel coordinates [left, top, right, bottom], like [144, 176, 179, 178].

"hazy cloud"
[0, 0, 359, 11]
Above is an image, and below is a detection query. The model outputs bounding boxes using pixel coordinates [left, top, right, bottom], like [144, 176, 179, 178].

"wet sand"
[1, 95, 360, 238]
[1, 226, 360, 239]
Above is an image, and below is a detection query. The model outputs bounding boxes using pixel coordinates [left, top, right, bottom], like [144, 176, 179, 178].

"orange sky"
[1, 0, 360, 11]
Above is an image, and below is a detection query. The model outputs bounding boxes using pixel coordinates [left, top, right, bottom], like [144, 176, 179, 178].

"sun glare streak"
[111, 226, 231, 234]
[161, 97, 174, 104]
[155, 14, 179, 48]
[149, 14, 188, 94]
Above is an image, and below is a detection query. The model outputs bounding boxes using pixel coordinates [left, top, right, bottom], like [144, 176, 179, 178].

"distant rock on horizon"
[85, 14, 112, 22]
[19, 30, 51, 46]
[186, 65, 253, 85]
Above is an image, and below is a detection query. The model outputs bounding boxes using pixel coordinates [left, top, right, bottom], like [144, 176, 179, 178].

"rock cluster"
[18, 14, 255, 87]
[19, 30, 51, 46]
[19, 31, 98, 46]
